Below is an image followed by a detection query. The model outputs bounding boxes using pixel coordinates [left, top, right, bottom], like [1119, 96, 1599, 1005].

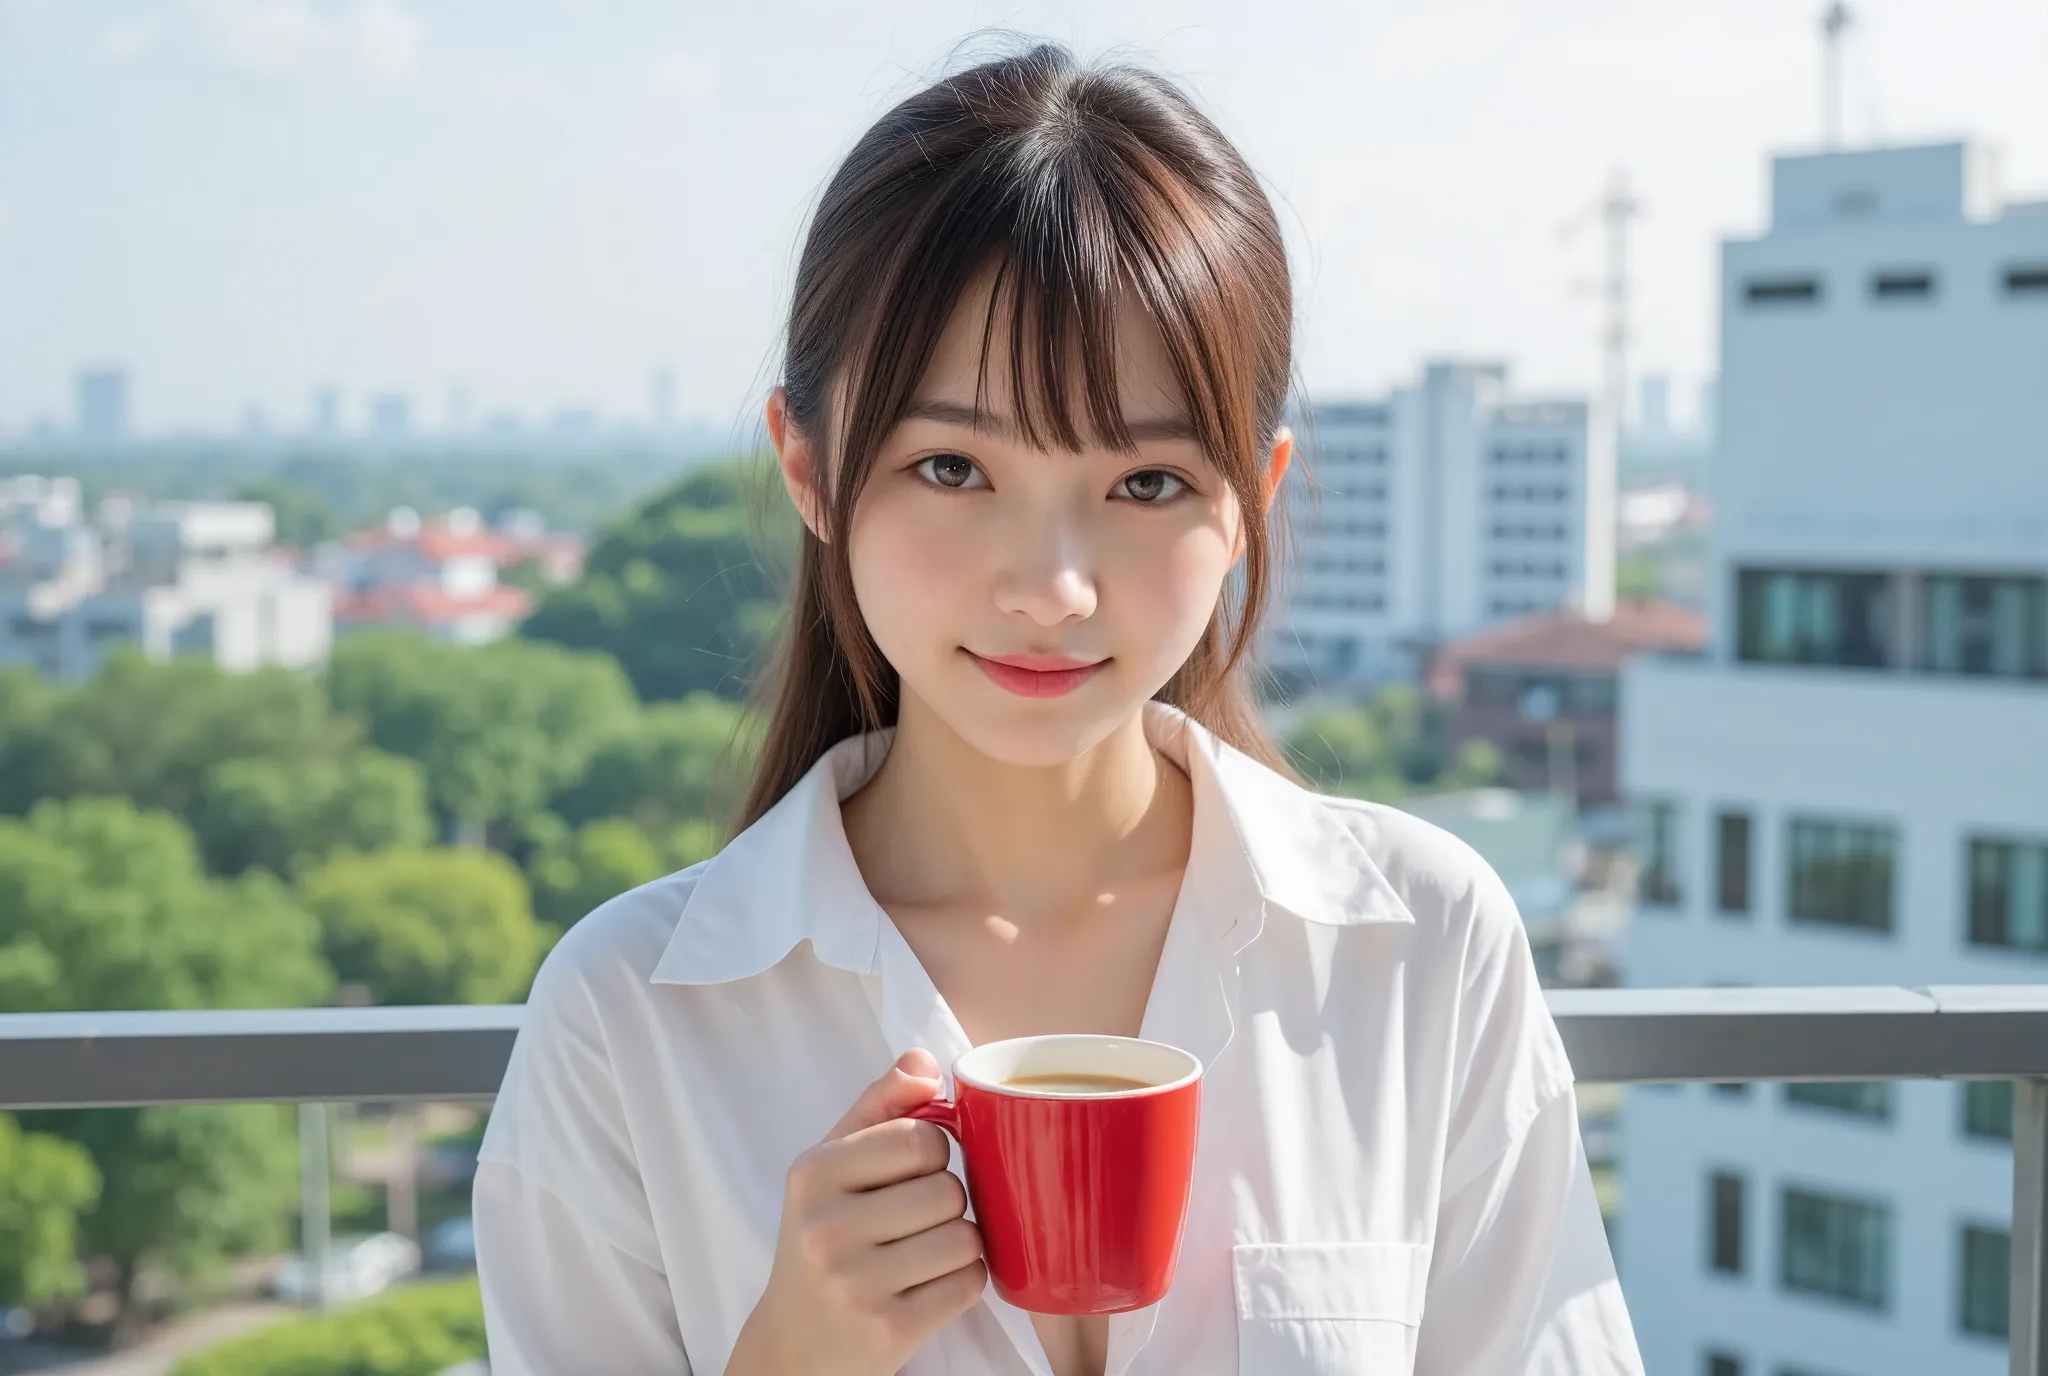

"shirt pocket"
[1232, 1241, 1430, 1375]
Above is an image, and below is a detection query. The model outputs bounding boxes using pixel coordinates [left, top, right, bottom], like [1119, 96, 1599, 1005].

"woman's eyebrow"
[900, 398, 1198, 444]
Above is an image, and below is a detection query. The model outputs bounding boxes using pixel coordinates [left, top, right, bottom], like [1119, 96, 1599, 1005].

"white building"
[1618, 142, 2048, 1376]
[1270, 360, 1614, 685]
[0, 495, 331, 681]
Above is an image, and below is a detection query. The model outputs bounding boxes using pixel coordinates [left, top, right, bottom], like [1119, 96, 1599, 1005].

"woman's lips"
[966, 651, 1108, 699]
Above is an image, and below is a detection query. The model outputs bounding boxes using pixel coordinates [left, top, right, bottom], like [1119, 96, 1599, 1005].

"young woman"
[474, 42, 1643, 1376]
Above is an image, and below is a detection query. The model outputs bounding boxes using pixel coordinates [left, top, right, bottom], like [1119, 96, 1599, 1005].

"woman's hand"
[727, 1049, 987, 1376]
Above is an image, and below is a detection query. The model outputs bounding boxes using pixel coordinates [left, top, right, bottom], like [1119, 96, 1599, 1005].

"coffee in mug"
[908, 1033, 1202, 1315]
[999, 1072, 1155, 1095]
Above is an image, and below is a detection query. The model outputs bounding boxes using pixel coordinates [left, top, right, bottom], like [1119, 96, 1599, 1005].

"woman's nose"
[992, 520, 1098, 627]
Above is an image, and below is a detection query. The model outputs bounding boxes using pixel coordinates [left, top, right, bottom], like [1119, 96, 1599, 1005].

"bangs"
[747, 43, 1299, 825]
[817, 109, 1278, 515]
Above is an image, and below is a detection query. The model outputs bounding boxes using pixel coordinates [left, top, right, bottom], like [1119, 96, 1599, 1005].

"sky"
[1, 0, 2044, 441]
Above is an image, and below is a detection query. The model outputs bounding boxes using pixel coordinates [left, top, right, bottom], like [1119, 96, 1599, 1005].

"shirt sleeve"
[1413, 858, 1644, 1375]
[473, 931, 693, 1375]
[474, 1159, 691, 1375]
[1414, 1089, 1642, 1375]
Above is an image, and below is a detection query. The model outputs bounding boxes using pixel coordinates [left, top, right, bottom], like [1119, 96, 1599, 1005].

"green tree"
[1284, 704, 1403, 800]
[1282, 684, 1483, 801]
[1441, 738, 1508, 789]
[1616, 550, 1663, 602]
[551, 693, 755, 833]
[171, 1275, 485, 1376]
[1368, 683, 1441, 784]
[528, 818, 667, 929]
[298, 847, 544, 1005]
[663, 818, 723, 871]
[0, 654, 359, 820]
[0, 799, 332, 1331]
[523, 460, 795, 701]
[0, 1113, 100, 1309]
[0, 798, 332, 1014]
[0, 666, 54, 749]
[326, 634, 636, 843]
[190, 750, 435, 877]
[233, 479, 342, 548]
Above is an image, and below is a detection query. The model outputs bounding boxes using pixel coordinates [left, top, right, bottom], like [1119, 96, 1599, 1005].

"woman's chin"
[911, 681, 1141, 770]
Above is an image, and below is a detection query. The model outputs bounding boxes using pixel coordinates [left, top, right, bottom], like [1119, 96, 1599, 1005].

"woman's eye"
[915, 454, 987, 490]
[1113, 469, 1188, 503]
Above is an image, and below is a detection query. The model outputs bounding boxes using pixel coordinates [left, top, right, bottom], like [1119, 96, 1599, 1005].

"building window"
[1924, 575, 2047, 679]
[1787, 817, 1896, 932]
[1780, 1187, 1890, 1309]
[2005, 263, 2048, 296]
[1640, 800, 1683, 906]
[1564, 674, 1616, 714]
[1466, 667, 1520, 709]
[1869, 269, 1935, 300]
[1709, 1171, 1745, 1275]
[1968, 837, 2048, 952]
[1704, 1354, 1743, 1376]
[1717, 811, 1752, 915]
[1744, 274, 1823, 305]
[1963, 1081, 2014, 1141]
[1736, 568, 1892, 668]
[1959, 1224, 2010, 1339]
[1783, 1082, 1893, 1121]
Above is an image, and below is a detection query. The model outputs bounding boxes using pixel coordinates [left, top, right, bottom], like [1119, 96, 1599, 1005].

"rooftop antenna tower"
[1821, 2, 1854, 149]
[1560, 171, 1645, 437]
[1595, 169, 1643, 442]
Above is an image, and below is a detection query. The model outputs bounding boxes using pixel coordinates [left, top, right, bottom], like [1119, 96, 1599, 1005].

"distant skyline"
[2, 0, 2044, 442]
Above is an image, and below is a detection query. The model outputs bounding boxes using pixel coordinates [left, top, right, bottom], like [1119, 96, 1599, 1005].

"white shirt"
[475, 703, 1644, 1375]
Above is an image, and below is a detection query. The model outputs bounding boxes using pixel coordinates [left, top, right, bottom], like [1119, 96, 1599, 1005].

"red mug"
[906, 1033, 1201, 1315]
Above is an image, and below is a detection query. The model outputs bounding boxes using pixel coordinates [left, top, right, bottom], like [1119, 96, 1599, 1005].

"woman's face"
[824, 272, 1285, 768]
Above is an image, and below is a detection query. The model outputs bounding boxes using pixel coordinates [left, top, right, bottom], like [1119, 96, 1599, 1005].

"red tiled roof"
[333, 583, 534, 626]
[343, 522, 586, 571]
[1428, 601, 1707, 697]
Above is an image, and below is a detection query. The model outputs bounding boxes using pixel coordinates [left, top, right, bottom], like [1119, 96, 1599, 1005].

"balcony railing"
[5, 986, 2048, 1374]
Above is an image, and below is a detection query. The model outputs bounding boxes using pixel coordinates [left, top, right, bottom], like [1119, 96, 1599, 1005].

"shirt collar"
[649, 702, 1412, 988]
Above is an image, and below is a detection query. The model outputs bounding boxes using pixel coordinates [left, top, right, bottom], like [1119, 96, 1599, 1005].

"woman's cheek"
[851, 502, 975, 653]
[1162, 524, 1237, 619]
[1116, 524, 1235, 664]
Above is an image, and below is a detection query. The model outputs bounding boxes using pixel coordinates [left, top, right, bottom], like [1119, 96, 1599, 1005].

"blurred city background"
[0, 1, 2043, 1373]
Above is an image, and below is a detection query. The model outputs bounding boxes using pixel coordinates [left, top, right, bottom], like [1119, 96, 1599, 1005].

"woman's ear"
[1263, 426, 1296, 509]
[1231, 426, 1296, 563]
[766, 386, 828, 540]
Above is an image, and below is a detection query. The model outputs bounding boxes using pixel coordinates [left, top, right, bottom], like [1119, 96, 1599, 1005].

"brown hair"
[740, 41, 1297, 828]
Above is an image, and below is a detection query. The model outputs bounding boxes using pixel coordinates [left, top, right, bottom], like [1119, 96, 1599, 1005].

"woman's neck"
[840, 695, 1192, 929]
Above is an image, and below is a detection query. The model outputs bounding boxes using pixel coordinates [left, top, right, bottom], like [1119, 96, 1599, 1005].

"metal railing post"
[2012, 1079, 2048, 1376]
[299, 1101, 331, 1313]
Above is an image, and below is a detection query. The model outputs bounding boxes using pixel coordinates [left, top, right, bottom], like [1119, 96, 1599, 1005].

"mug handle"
[906, 1098, 959, 1138]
